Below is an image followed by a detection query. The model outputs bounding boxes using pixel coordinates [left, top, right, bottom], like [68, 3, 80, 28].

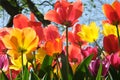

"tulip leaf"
[15, 66, 29, 80]
[41, 71, 52, 80]
[38, 55, 53, 78]
[109, 65, 119, 80]
[0, 70, 8, 80]
[23, 67, 29, 80]
[29, 71, 40, 80]
[60, 53, 73, 80]
[96, 63, 102, 80]
[73, 54, 93, 80]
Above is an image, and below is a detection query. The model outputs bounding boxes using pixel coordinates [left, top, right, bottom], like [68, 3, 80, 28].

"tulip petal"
[103, 34, 119, 54]
[112, 1, 120, 19]
[44, 24, 60, 41]
[44, 10, 62, 24]
[13, 14, 29, 29]
[23, 28, 37, 49]
[102, 4, 119, 24]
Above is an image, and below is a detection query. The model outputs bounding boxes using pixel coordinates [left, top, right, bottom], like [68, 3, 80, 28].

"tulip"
[89, 58, 110, 77]
[107, 52, 120, 69]
[77, 22, 99, 43]
[0, 54, 9, 71]
[103, 34, 119, 54]
[82, 46, 98, 60]
[102, 1, 120, 25]
[44, 0, 83, 27]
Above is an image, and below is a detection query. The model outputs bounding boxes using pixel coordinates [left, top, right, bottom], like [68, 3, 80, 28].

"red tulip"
[62, 24, 87, 47]
[44, 24, 60, 41]
[44, 0, 83, 27]
[102, 1, 120, 25]
[103, 34, 119, 54]
[67, 44, 83, 64]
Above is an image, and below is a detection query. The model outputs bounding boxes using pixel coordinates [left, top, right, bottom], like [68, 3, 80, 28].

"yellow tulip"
[102, 23, 120, 36]
[10, 54, 27, 70]
[77, 22, 99, 43]
[2, 27, 39, 60]
[36, 48, 46, 64]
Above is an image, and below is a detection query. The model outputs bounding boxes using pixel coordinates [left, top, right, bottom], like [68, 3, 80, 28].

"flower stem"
[65, 26, 69, 79]
[116, 25, 120, 47]
[21, 52, 24, 80]
[94, 40, 104, 56]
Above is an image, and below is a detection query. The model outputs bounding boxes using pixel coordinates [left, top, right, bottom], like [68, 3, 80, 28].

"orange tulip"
[102, 1, 120, 25]
[44, 0, 83, 27]
[45, 38, 63, 56]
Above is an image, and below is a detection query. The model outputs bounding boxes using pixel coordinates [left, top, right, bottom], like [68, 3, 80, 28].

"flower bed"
[0, 0, 120, 80]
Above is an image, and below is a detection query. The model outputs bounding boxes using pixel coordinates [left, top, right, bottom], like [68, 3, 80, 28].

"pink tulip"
[82, 46, 98, 59]
[0, 54, 9, 71]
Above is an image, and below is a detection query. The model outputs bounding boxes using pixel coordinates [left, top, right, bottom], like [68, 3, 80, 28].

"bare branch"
[0, 0, 22, 27]
[26, 0, 50, 26]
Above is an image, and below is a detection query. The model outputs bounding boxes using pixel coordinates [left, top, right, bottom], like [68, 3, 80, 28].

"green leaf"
[109, 65, 119, 80]
[38, 55, 53, 78]
[96, 63, 102, 80]
[60, 53, 73, 80]
[0, 70, 8, 80]
[29, 71, 40, 80]
[73, 54, 93, 80]
[23, 67, 29, 80]
[41, 71, 52, 80]
[15, 66, 29, 80]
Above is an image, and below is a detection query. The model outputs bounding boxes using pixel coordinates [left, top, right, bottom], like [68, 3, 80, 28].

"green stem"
[7, 55, 12, 80]
[21, 52, 24, 80]
[65, 26, 69, 79]
[94, 41, 112, 80]
[116, 25, 120, 47]
[94, 40, 104, 56]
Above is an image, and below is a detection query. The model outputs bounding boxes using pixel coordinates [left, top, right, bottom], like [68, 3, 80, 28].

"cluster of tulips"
[1, 0, 120, 80]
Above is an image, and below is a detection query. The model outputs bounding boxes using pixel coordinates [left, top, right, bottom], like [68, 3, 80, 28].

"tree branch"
[0, 0, 21, 27]
[26, 0, 50, 26]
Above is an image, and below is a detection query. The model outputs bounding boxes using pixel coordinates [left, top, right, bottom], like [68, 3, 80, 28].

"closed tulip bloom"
[89, 58, 110, 77]
[107, 52, 120, 69]
[102, 1, 120, 25]
[0, 54, 9, 71]
[103, 34, 119, 54]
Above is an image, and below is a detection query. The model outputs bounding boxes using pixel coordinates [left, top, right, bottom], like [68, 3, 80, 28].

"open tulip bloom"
[1, 0, 120, 80]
